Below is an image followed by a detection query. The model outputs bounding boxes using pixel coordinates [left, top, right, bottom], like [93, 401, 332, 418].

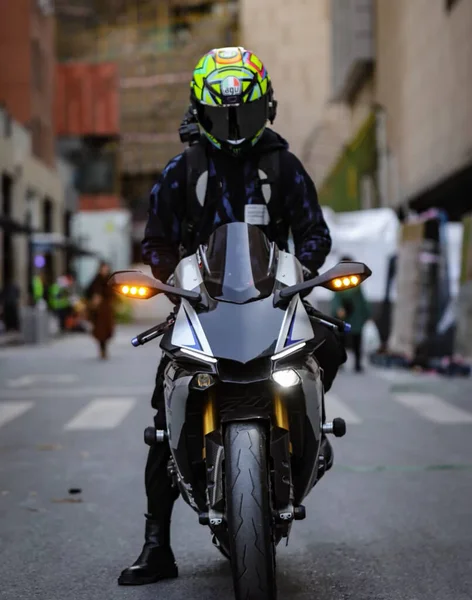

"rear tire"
[225, 421, 277, 600]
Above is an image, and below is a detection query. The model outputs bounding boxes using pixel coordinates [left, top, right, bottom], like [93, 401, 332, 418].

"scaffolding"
[56, 0, 239, 174]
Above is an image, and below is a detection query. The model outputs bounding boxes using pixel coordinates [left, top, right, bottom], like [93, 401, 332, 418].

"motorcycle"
[108, 222, 372, 600]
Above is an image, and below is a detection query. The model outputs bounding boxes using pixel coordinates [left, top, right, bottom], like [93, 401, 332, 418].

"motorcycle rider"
[118, 47, 347, 586]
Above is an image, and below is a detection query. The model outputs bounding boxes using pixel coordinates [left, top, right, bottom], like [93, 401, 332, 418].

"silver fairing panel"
[299, 356, 324, 500]
[170, 291, 314, 365]
[275, 251, 304, 287]
[173, 253, 203, 291]
[171, 298, 214, 356]
[163, 368, 192, 451]
[274, 295, 315, 354]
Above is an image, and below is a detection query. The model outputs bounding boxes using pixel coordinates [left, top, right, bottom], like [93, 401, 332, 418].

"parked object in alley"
[85, 262, 115, 359]
[455, 212, 472, 359]
[370, 351, 471, 377]
[109, 222, 372, 600]
[387, 210, 461, 364]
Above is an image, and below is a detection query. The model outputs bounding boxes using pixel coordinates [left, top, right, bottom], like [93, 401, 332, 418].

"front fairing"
[197, 297, 285, 363]
[165, 293, 315, 365]
[163, 296, 285, 364]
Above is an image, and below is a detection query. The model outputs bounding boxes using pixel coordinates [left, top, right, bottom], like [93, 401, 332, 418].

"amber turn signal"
[331, 275, 362, 291]
[120, 285, 150, 297]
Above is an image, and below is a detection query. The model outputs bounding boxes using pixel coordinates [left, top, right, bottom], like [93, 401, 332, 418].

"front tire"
[225, 421, 277, 600]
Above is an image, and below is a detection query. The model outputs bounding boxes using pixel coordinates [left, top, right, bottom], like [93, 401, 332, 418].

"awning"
[0, 216, 35, 235]
[407, 162, 472, 222]
[31, 232, 98, 258]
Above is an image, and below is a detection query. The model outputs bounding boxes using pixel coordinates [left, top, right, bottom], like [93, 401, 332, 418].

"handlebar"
[305, 306, 351, 333]
[131, 317, 175, 347]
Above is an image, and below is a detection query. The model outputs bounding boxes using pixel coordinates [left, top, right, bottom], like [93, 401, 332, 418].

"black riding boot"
[118, 512, 178, 585]
[118, 429, 179, 586]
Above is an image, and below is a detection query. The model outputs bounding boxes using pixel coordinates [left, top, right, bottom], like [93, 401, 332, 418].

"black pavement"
[0, 327, 471, 600]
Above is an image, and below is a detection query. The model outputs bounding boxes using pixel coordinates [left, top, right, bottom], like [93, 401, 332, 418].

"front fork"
[200, 391, 306, 537]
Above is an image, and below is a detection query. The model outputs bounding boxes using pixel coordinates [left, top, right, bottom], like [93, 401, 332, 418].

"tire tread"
[225, 422, 276, 600]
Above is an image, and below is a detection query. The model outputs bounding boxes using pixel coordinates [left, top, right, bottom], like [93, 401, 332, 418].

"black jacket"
[142, 128, 332, 282]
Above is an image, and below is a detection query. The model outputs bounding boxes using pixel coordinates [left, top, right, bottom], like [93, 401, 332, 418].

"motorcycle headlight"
[272, 369, 300, 388]
[191, 373, 215, 390]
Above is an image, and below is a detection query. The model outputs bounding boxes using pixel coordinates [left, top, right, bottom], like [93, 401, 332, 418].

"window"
[76, 152, 117, 195]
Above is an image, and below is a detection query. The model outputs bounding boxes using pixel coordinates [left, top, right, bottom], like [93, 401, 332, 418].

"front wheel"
[225, 421, 277, 600]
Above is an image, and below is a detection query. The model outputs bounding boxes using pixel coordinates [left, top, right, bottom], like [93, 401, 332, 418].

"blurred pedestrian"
[85, 262, 115, 359]
[331, 255, 372, 372]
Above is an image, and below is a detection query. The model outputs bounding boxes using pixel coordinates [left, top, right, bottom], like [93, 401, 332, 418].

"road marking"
[392, 392, 472, 424]
[64, 398, 137, 430]
[325, 393, 362, 424]
[0, 386, 152, 399]
[7, 374, 79, 388]
[371, 368, 432, 384]
[0, 401, 35, 428]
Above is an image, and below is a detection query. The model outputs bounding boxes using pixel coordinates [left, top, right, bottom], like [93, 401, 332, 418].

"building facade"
[240, 0, 332, 172]
[241, 0, 472, 220]
[0, 1, 80, 306]
[0, 106, 65, 302]
[319, 0, 471, 218]
[0, 0, 56, 166]
[375, 0, 472, 218]
[55, 0, 237, 261]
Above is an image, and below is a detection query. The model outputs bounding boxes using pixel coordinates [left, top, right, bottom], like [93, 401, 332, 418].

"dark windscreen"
[202, 223, 275, 304]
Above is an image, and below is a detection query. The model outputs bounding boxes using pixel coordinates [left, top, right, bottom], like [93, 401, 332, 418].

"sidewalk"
[0, 331, 24, 347]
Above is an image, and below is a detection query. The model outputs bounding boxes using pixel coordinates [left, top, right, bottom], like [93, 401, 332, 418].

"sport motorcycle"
[108, 222, 372, 600]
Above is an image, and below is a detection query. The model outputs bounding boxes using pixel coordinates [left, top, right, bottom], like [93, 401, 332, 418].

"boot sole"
[118, 569, 178, 586]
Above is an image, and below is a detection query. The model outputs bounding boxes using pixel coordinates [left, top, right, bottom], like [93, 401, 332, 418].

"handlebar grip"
[307, 307, 350, 332]
[131, 317, 176, 347]
[131, 323, 165, 347]
[327, 315, 351, 332]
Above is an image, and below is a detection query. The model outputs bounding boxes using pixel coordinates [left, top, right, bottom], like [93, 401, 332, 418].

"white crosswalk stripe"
[325, 393, 362, 424]
[0, 401, 35, 428]
[2, 389, 472, 431]
[392, 392, 472, 424]
[63, 398, 137, 431]
[0, 386, 151, 399]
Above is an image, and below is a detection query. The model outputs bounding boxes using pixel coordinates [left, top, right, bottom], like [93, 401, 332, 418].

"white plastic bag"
[362, 319, 381, 355]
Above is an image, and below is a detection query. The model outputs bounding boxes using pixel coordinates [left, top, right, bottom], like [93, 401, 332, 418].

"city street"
[1, 327, 472, 600]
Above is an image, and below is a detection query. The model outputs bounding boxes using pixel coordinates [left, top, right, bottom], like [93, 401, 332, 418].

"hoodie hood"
[251, 128, 290, 155]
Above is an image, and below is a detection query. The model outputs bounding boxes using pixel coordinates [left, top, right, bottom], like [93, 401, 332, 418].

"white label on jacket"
[244, 204, 270, 226]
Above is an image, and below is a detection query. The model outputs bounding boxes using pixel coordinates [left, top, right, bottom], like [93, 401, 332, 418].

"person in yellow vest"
[49, 276, 72, 332]
[32, 274, 45, 305]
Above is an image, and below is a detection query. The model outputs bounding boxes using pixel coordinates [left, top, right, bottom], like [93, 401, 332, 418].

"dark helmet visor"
[196, 95, 269, 142]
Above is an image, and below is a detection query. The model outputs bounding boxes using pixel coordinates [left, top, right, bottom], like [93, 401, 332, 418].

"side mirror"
[108, 270, 202, 303]
[279, 262, 372, 300]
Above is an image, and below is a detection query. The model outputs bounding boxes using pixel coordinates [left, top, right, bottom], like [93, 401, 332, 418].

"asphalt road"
[1, 326, 472, 600]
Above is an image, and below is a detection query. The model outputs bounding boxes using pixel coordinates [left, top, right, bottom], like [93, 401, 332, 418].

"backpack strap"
[181, 141, 208, 252]
[257, 150, 287, 250]
[181, 144, 285, 252]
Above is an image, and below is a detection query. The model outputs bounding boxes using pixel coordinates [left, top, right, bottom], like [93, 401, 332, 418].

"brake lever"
[131, 316, 176, 347]
[305, 305, 351, 333]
